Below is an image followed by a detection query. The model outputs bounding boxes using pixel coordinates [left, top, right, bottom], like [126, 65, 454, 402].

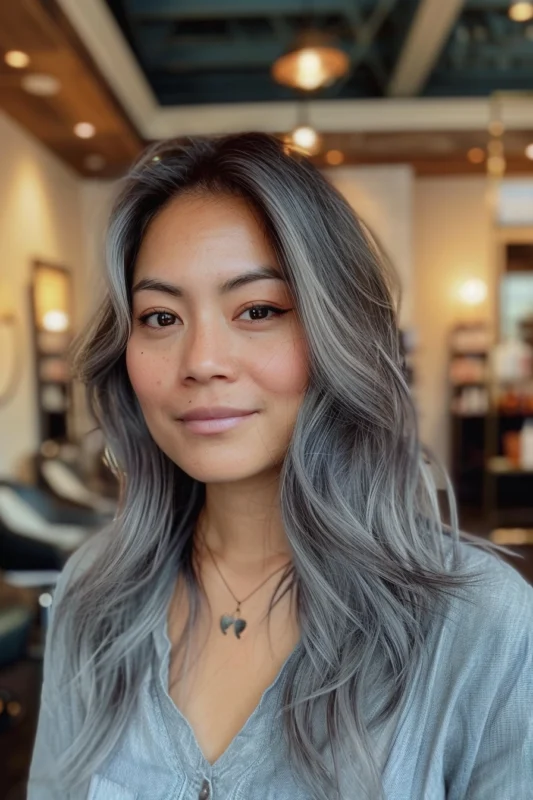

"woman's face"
[126, 191, 309, 485]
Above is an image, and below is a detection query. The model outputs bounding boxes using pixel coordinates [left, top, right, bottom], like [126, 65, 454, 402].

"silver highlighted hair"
[47, 132, 512, 799]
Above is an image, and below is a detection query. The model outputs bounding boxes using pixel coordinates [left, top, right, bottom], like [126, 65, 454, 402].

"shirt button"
[198, 778, 210, 799]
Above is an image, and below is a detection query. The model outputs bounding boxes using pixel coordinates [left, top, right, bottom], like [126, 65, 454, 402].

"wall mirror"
[30, 260, 74, 446]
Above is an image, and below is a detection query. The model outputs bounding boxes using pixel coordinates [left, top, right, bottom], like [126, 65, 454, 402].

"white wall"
[413, 176, 494, 475]
[0, 111, 86, 478]
[324, 165, 414, 329]
[79, 179, 118, 325]
[325, 167, 497, 478]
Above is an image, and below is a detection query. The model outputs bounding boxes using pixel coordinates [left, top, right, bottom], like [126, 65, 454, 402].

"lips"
[180, 407, 257, 421]
[179, 412, 258, 435]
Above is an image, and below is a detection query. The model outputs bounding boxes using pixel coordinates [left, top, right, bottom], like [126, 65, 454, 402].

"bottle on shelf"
[519, 418, 533, 470]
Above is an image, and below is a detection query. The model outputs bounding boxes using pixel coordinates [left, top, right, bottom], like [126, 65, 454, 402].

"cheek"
[125, 344, 168, 408]
[254, 338, 309, 398]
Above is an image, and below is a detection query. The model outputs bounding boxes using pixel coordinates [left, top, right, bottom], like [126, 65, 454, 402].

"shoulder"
[433, 540, 533, 796]
[444, 538, 533, 645]
[430, 542, 533, 686]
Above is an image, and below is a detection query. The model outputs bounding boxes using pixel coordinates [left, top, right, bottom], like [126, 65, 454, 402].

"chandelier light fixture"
[272, 29, 349, 92]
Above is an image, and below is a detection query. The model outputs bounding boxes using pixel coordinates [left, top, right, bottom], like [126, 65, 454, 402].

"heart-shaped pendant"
[220, 614, 247, 638]
[220, 614, 235, 635]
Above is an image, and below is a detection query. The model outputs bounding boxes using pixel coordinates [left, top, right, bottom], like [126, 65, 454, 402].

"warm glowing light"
[291, 126, 320, 154]
[458, 279, 488, 306]
[487, 154, 506, 176]
[21, 73, 61, 96]
[272, 32, 349, 91]
[74, 122, 96, 139]
[509, 1, 533, 21]
[43, 310, 69, 332]
[4, 50, 30, 68]
[525, 142, 533, 160]
[325, 149, 344, 165]
[467, 147, 485, 164]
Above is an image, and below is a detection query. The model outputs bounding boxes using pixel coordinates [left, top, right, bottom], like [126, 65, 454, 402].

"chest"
[165, 575, 300, 766]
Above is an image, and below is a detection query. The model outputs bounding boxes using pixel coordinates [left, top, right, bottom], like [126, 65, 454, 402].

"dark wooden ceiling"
[0, 0, 532, 177]
[0, 0, 143, 177]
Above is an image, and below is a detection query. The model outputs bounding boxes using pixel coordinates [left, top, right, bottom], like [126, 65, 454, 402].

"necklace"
[202, 538, 292, 639]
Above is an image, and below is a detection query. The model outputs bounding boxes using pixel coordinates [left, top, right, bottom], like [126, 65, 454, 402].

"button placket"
[198, 777, 211, 799]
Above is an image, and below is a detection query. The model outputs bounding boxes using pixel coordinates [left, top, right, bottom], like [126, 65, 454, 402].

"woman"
[28, 132, 533, 800]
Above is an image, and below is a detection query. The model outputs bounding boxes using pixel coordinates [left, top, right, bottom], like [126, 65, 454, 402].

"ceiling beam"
[337, 0, 399, 94]
[387, 0, 466, 96]
[125, 0, 376, 19]
[144, 40, 371, 72]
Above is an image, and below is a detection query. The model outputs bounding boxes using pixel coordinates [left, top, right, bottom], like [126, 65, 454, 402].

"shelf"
[487, 456, 533, 474]
[490, 528, 533, 545]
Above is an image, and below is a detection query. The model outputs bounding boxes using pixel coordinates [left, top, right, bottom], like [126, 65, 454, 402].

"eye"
[239, 304, 289, 322]
[138, 310, 177, 328]
[137, 304, 289, 330]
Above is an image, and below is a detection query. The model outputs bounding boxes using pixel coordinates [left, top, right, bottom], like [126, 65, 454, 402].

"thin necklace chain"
[201, 533, 292, 607]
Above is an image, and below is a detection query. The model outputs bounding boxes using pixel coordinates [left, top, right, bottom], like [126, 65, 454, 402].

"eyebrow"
[132, 266, 285, 298]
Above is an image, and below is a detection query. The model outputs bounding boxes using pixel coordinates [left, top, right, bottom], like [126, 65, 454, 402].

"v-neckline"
[152, 584, 302, 778]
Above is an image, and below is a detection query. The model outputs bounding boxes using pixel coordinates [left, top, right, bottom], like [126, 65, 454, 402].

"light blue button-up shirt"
[28, 536, 533, 799]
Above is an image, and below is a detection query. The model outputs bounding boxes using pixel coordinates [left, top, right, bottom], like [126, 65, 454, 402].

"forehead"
[134, 191, 273, 271]
[131, 191, 286, 296]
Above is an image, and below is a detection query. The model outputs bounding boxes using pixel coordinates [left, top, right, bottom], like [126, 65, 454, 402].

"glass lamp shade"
[272, 30, 349, 91]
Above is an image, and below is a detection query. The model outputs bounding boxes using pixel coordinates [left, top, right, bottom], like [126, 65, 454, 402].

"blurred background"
[1, 1, 533, 796]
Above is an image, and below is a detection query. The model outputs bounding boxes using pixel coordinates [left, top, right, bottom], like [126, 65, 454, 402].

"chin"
[171, 453, 280, 485]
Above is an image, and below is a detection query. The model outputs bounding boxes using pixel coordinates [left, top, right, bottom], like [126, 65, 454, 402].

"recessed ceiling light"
[5, 50, 30, 69]
[509, 2, 533, 22]
[291, 125, 321, 154]
[21, 73, 61, 97]
[84, 154, 106, 171]
[525, 143, 533, 160]
[325, 149, 345, 165]
[467, 147, 486, 164]
[74, 122, 96, 139]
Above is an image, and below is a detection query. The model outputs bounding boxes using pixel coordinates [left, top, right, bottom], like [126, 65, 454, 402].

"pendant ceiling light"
[508, 1, 533, 22]
[272, 29, 349, 92]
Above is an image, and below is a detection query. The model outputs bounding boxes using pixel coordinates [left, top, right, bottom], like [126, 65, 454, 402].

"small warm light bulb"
[292, 125, 320, 153]
[467, 147, 485, 164]
[295, 50, 327, 91]
[74, 122, 96, 139]
[509, 1, 533, 21]
[525, 142, 533, 160]
[487, 154, 506, 176]
[4, 50, 30, 68]
[43, 310, 69, 332]
[325, 149, 345, 165]
[458, 279, 487, 306]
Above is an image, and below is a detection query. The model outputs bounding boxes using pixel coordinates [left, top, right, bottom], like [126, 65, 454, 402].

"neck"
[195, 472, 292, 571]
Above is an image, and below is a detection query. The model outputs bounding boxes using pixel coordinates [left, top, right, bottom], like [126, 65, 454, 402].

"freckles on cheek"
[127, 348, 167, 402]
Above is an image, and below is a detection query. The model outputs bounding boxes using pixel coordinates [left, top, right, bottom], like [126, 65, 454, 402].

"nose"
[178, 314, 235, 383]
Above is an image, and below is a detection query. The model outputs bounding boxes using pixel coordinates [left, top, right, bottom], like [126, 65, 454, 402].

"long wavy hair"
[51, 132, 511, 799]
